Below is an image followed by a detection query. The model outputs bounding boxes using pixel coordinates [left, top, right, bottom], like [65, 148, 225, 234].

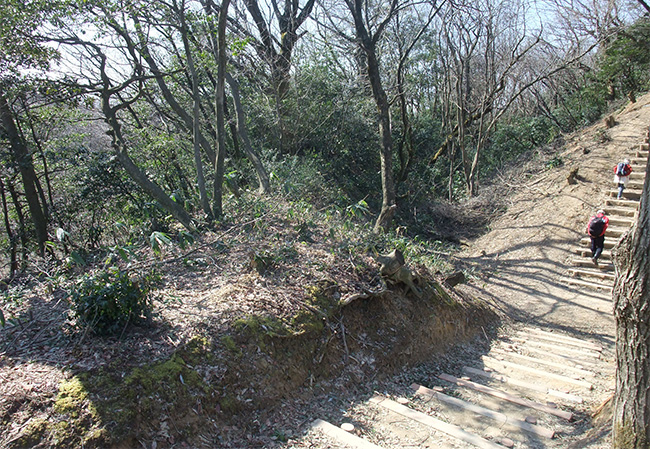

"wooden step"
[639, 143, 649, 151]
[571, 258, 614, 271]
[624, 181, 645, 190]
[574, 248, 611, 259]
[608, 189, 642, 200]
[438, 373, 574, 420]
[603, 226, 629, 238]
[509, 337, 602, 360]
[628, 172, 646, 181]
[412, 383, 557, 439]
[606, 216, 635, 226]
[490, 348, 596, 378]
[602, 206, 636, 217]
[462, 366, 584, 404]
[311, 419, 383, 449]
[481, 356, 594, 389]
[605, 198, 640, 209]
[508, 341, 605, 368]
[579, 237, 619, 249]
[520, 329, 604, 352]
[370, 395, 503, 449]
[636, 150, 649, 157]
[631, 156, 648, 164]
[568, 267, 616, 281]
[578, 227, 627, 240]
[561, 276, 613, 293]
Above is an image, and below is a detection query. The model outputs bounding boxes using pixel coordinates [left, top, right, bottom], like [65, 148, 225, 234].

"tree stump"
[376, 249, 422, 297]
[567, 167, 579, 185]
[444, 271, 466, 287]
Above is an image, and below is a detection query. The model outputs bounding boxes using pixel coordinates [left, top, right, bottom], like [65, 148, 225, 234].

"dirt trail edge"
[297, 95, 650, 449]
[458, 92, 650, 342]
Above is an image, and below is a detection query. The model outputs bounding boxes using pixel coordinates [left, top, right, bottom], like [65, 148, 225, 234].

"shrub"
[69, 268, 154, 335]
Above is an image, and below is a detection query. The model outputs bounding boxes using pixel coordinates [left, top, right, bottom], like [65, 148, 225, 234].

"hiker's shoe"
[592, 257, 599, 266]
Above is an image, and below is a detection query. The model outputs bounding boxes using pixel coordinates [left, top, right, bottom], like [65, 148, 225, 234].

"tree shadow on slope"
[0, 285, 197, 449]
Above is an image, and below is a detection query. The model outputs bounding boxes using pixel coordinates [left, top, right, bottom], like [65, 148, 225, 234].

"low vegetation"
[1, 0, 650, 446]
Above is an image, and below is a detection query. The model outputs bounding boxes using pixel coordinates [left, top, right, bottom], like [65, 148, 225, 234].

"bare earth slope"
[286, 96, 650, 449]
[459, 91, 650, 344]
[2, 92, 649, 449]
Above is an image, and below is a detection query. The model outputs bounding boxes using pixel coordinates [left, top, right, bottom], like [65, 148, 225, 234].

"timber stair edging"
[571, 257, 614, 271]
[561, 276, 613, 292]
[567, 139, 647, 291]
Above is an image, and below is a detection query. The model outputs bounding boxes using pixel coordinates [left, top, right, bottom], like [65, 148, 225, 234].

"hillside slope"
[2, 92, 648, 449]
[459, 91, 650, 340]
[287, 94, 650, 449]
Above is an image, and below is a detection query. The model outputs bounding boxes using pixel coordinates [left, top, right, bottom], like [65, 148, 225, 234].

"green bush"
[69, 268, 154, 335]
[598, 17, 650, 102]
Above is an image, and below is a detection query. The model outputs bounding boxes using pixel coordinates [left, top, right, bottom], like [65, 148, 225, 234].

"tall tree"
[0, 0, 67, 255]
[212, 0, 231, 218]
[392, 2, 444, 185]
[175, 0, 213, 219]
[612, 147, 650, 447]
[0, 89, 48, 255]
[343, 0, 400, 232]
[232, 0, 317, 153]
[225, 72, 271, 194]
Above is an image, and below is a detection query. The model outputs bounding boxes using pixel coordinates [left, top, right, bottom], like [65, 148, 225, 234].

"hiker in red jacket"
[613, 159, 632, 199]
[586, 210, 609, 266]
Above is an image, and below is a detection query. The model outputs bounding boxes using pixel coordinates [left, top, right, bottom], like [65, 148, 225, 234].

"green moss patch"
[21, 336, 217, 448]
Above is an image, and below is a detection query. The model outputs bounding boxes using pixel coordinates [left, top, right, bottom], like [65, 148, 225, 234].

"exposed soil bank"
[3, 275, 496, 449]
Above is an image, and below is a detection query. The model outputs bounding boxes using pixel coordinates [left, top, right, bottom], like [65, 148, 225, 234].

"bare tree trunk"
[224, 101, 241, 159]
[6, 178, 28, 269]
[394, 1, 441, 185]
[177, 0, 213, 219]
[21, 99, 55, 218]
[0, 91, 48, 255]
[212, 0, 231, 218]
[100, 90, 195, 231]
[241, 0, 316, 154]
[469, 93, 491, 197]
[612, 153, 650, 448]
[366, 46, 396, 232]
[457, 79, 470, 193]
[0, 178, 18, 278]
[128, 16, 217, 164]
[448, 142, 455, 201]
[395, 16, 412, 185]
[345, 0, 398, 233]
[225, 73, 271, 194]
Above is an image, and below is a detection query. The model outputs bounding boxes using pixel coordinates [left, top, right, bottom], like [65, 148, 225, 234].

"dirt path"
[295, 94, 650, 449]
[2, 93, 648, 449]
[459, 92, 650, 343]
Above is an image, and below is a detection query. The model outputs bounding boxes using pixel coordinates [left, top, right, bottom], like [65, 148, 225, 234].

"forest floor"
[1, 91, 650, 449]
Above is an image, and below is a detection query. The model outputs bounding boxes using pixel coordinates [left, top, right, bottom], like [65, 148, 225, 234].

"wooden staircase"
[562, 138, 648, 293]
[306, 326, 614, 448]
[301, 127, 648, 448]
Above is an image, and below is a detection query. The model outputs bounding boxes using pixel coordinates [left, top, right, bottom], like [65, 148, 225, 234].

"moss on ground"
[15, 336, 215, 448]
[233, 280, 340, 341]
[9, 272, 495, 448]
[7, 419, 47, 448]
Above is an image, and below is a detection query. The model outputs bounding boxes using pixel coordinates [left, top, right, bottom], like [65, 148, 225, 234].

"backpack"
[588, 216, 606, 237]
[616, 162, 627, 176]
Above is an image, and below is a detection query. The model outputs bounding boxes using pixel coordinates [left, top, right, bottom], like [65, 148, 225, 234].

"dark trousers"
[591, 234, 605, 260]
